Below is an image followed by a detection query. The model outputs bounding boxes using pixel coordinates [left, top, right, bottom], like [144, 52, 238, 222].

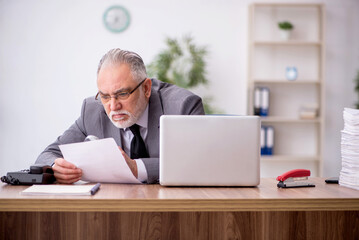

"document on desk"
[59, 138, 140, 183]
[22, 184, 100, 196]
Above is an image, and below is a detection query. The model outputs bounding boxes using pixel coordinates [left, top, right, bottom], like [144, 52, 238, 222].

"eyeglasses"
[95, 78, 147, 103]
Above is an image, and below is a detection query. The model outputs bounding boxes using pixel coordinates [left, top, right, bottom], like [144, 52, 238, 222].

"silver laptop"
[159, 115, 260, 186]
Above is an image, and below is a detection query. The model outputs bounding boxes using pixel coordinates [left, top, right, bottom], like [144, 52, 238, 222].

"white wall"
[0, 0, 358, 177]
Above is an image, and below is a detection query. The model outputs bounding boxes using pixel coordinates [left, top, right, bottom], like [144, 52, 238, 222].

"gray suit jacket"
[36, 79, 205, 183]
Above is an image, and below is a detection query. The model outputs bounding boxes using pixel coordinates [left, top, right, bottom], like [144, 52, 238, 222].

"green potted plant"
[278, 21, 294, 40]
[147, 35, 219, 114]
[354, 70, 359, 108]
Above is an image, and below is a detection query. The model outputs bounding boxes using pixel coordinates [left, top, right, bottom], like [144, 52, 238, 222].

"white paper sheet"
[340, 108, 359, 190]
[59, 138, 140, 183]
[22, 184, 98, 195]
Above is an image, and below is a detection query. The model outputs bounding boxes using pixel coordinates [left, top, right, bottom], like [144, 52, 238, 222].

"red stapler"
[276, 169, 315, 188]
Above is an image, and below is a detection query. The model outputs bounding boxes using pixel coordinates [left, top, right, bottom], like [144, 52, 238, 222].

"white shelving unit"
[248, 3, 325, 177]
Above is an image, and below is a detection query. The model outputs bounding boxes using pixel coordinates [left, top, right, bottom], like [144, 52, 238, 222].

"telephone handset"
[1, 164, 56, 185]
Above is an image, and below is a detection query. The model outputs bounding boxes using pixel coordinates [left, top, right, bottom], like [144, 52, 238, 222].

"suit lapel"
[147, 90, 163, 157]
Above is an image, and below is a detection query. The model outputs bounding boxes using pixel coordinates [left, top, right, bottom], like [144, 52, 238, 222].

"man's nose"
[109, 97, 121, 111]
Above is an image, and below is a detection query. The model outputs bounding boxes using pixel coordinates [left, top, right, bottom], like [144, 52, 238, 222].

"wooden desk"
[1, 178, 359, 239]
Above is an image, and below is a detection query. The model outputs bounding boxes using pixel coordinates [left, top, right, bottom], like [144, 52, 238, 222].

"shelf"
[253, 80, 320, 85]
[249, 3, 324, 177]
[252, 3, 323, 8]
[261, 155, 320, 162]
[253, 41, 322, 46]
[260, 117, 320, 123]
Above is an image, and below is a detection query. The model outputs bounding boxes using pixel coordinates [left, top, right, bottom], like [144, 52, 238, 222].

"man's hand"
[119, 147, 138, 178]
[52, 158, 82, 184]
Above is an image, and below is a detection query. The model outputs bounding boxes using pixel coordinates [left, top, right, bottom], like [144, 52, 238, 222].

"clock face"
[103, 6, 130, 33]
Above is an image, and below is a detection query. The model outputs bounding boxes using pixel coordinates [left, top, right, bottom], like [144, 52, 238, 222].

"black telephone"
[1, 164, 56, 185]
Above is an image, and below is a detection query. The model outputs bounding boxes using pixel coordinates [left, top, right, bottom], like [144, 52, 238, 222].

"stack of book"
[339, 108, 359, 190]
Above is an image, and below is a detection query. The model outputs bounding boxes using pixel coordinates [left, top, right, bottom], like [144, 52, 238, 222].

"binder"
[253, 87, 270, 117]
[261, 126, 274, 156]
[254, 87, 261, 116]
[265, 126, 274, 155]
[260, 127, 266, 155]
[260, 87, 269, 116]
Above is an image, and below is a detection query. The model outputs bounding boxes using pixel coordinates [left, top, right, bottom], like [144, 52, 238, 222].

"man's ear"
[143, 78, 152, 98]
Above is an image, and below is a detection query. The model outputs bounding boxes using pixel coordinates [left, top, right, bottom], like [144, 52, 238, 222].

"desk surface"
[1, 178, 359, 212]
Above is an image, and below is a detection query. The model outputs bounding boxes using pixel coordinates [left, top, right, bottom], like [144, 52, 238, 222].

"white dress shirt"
[120, 105, 149, 183]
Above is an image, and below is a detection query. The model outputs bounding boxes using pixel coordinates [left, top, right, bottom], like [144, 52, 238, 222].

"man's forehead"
[98, 63, 132, 79]
[97, 64, 136, 91]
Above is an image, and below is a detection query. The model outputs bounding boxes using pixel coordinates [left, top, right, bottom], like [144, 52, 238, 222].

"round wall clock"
[103, 5, 131, 33]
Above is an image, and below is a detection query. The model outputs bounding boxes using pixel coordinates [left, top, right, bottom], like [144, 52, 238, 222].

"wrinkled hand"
[118, 147, 138, 178]
[52, 158, 82, 184]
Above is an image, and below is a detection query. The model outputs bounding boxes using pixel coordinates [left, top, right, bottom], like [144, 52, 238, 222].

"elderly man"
[36, 49, 205, 184]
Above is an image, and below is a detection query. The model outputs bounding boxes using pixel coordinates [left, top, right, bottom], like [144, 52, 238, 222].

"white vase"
[279, 29, 291, 41]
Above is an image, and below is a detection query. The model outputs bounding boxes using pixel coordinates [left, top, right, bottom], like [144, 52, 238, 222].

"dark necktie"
[129, 124, 149, 159]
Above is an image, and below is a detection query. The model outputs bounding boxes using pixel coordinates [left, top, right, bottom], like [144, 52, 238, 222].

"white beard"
[107, 93, 148, 129]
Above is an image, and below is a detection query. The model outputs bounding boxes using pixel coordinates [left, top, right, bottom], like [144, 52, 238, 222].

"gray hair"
[97, 48, 147, 82]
